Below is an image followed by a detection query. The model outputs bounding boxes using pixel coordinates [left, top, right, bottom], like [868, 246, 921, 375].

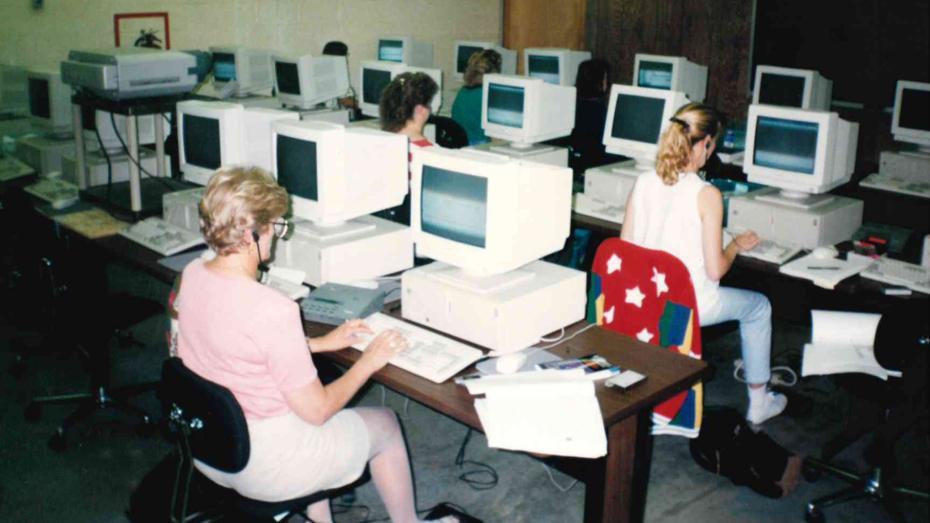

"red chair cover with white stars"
[588, 238, 703, 437]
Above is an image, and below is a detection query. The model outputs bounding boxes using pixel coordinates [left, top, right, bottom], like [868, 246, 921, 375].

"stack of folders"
[802, 310, 902, 381]
[464, 369, 607, 458]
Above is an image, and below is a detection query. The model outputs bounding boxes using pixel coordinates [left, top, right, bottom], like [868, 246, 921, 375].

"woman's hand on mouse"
[308, 319, 373, 353]
[733, 230, 761, 252]
[358, 330, 407, 373]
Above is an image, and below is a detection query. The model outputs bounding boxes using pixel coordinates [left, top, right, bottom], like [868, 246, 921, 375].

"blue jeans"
[700, 287, 772, 385]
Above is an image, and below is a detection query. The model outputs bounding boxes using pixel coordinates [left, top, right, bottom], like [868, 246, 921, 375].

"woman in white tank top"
[621, 103, 787, 425]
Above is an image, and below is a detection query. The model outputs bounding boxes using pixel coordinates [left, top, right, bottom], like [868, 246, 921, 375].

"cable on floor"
[733, 358, 798, 387]
[454, 428, 499, 491]
[541, 463, 579, 492]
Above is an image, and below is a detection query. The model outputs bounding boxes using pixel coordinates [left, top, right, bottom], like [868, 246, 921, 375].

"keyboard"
[352, 312, 484, 384]
[573, 193, 624, 224]
[119, 217, 206, 256]
[732, 233, 803, 265]
[23, 177, 80, 209]
[859, 256, 930, 294]
[0, 156, 33, 182]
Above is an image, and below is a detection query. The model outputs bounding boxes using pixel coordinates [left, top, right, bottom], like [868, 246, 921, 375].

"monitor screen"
[213, 52, 237, 82]
[28, 77, 50, 119]
[899, 87, 930, 132]
[379, 39, 404, 63]
[752, 116, 819, 174]
[421, 165, 488, 248]
[457, 45, 484, 74]
[183, 115, 221, 169]
[610, 94, 665, 144]
[758, 73, 806, 107]
[527, 55, 560, 85]
[486, 83, 524, 128]
[276, 135, 318, 201]
[275, 61, 301, 95]
[362, 68, 392, 105]
[637, 61, 673, 90]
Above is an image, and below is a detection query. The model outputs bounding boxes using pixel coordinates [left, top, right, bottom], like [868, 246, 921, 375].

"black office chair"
[428, 115, 469, 149]
[160, 357, 367, 522]
[802, 302, 930, 523]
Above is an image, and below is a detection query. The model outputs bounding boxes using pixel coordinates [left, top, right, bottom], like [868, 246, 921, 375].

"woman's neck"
[206, 250, 258, 280]
[399, 121, 426, 142]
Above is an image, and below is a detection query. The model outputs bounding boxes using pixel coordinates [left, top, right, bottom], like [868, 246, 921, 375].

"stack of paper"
[779, 252, 872, 289]
[802, 310, 902, 380]
[465, 369, 607, 458]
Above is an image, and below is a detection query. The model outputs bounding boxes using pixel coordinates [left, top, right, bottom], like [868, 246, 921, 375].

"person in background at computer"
[570, 58, 612, 172]
[451, 49, 502, 145]
[620, 103, 788, 425]
[175, 167, 456, 523]
[377, 72, 438, 225]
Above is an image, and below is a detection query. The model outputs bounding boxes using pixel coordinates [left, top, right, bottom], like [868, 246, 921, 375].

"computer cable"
[519, 322, 599, 361]
[541, 463, 579, 492]
[93, 125, 114, 204]
[454, 428, 499, 491]
[539, 327, 566, 342]
[732, 358, 798, 387]
[109, 112, 177, 191]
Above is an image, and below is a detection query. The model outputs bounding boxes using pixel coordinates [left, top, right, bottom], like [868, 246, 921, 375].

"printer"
[61, 47, 200, 99]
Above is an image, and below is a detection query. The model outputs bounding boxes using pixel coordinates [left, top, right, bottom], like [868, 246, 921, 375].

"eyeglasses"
[271, 219, 289, 239]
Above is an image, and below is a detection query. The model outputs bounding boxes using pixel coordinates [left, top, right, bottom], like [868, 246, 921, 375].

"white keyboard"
[352, 313, 484, 384]
[573, 194, 624, 224]
[23, 177, 80, 208]
[860, 256, 930, 294]
[0, 156, 33, 182]
[732, 233, 803, 265]
[119, 217, 206, 256]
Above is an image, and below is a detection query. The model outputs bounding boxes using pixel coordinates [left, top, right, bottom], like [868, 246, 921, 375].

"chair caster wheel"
[802, 463, 822, 482]
[48, 430, 67, 452]
[805, 506, 825, 523]
[24, 402, 41, 422]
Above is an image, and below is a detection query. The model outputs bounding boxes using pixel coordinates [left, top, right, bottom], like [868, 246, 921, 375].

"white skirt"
[194, 409, 370, 502]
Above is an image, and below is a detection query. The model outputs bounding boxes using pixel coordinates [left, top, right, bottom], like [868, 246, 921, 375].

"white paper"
[463, 368, 587, 396]
[810, 310, 882, 347]
[802, 310, 902, 380]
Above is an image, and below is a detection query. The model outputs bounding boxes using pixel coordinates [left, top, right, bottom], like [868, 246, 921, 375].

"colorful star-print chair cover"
[587, 238, 703, 438]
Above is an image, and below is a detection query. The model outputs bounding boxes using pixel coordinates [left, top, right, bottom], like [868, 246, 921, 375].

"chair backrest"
[588, 237, 703, 436]
[160, 357, 250, 473]
[428, 115, 469, 149]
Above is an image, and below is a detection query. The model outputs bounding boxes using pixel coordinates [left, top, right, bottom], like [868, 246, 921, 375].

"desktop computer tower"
[13, 135, 80, 176]
[879, 150, 930, 180]
[61, 149, 171, 187]
[162, 187, 206, 233]
[401, 260, 587, 355]
[469, 141, 569, 168]
[728, 188, 863, 249]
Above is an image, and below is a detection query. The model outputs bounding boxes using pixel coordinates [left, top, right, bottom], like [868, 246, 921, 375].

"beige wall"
[0, 0, 502, 92]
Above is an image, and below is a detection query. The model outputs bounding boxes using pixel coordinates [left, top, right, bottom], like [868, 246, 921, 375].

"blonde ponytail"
[654, 103, 723, 186]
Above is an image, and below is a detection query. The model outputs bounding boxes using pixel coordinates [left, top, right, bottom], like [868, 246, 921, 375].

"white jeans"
[700, 287, 772, 385]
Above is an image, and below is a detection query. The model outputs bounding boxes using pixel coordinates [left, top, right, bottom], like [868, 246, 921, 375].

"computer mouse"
[811, 245, 839, 260]
[494, 352, 528, 375]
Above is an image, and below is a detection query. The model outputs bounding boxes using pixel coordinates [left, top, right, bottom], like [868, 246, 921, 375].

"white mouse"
[811, 245, 839, 260]
[493, 352, 528, 375]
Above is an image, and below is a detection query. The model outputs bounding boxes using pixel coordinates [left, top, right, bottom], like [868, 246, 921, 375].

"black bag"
[689, 406, 801, 499]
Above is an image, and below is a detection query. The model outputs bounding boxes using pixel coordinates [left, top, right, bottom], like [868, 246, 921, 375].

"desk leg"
[154, 113, 166, 178]
[584, 411, 653, 523]
[126, 115, 141, 213]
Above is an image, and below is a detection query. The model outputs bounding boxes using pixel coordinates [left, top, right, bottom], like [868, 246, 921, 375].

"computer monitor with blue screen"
[377, 36, 433, 67]
[26, 69, 72, 136]
[209, 46, 274, 97]
[891, 80, 930, 150]
[744, 103, 858, 208]
[633, 53, 707, 103]
[453, 41, 517, 80]
[752, 65, 832, 110]
[602, 84, 688, 167]
[481, 74, 575, 148]
[523, 48, 590, 86]
[274, 54, 350, 110]
[358, 61, 443, 118]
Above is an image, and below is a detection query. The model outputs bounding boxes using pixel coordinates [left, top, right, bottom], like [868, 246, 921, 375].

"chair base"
[803, 457, 929, 523]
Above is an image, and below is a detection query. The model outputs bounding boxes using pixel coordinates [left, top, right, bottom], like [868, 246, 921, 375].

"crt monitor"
[891, 80, 930, 149]
[481, 74, 575, 147]
[633, 53, 708, 103]
[601, 84, 689, 165]
[453, 41, 518, 79]
[0, 64, 28, 115]
[377, 36, 433, 67]
[26, 69, 72, 135]
[752, 65, 833, 110]
[273, 54, 350, 109]
[523, 48, 591, 86]
[410, 147, 572, 277]
[358, 61, 443, 118]
[744, 103, 859, 205]
[177, 100, 247, 186]
[209, 46, 274, 97]
[272, 119, 408, 227]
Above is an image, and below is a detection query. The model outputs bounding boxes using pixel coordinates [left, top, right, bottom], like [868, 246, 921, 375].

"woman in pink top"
[176, 167, 455, 523]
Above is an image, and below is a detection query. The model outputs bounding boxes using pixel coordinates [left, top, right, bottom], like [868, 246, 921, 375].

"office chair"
[802, 302, 929, 523]
[427, 115, 469, 149]
[160, 357, 368, 522]
[322, 40, 348, 56]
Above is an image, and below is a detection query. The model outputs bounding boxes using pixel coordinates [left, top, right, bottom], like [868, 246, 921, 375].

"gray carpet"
[1, 263, 927, 522]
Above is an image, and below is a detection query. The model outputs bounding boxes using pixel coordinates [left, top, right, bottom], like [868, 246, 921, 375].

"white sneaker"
[746, 391, 787, 425]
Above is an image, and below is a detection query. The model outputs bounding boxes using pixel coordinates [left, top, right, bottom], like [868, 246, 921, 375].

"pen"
[807, 266, 840, 270]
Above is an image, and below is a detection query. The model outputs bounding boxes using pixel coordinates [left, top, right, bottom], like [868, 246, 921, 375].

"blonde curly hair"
[198, 167, 288, 255]
[655, 103, 723, 185]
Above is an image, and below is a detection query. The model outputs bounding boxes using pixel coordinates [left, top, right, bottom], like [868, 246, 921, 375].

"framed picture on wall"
[114, 12, 171, 50]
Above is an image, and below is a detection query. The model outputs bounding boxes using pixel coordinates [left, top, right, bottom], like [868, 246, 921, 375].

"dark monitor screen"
[637, 61, 673, 90]
[183, 115, 221, 170]
[421, 166, 488, 248]
[758, 73, 806, 107]
[527, 55, 560, 85]
[457, 45, 484, 74]
[213, 52, 237, 82]
[28, 78, 50, 119]
[379, 40, 404, 63]
[753, 116, 819, 174]
[362, 68, 392, 105]
[276, 135, 318, 201]
[610, 94, 665, 144]
[486, 83, 524, 128]
[899, 88, 930, 131]
[275, 61, 301, 95]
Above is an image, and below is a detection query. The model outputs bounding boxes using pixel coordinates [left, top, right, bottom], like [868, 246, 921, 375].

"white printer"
[61, 48, 198, 99]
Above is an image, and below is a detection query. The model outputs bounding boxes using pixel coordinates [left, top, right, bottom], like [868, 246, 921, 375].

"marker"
[807, 266, 840, 270]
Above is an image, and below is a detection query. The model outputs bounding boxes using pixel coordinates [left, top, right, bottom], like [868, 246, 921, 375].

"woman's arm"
[620, 190, 635, 240]
[699, 185, 759, 281]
